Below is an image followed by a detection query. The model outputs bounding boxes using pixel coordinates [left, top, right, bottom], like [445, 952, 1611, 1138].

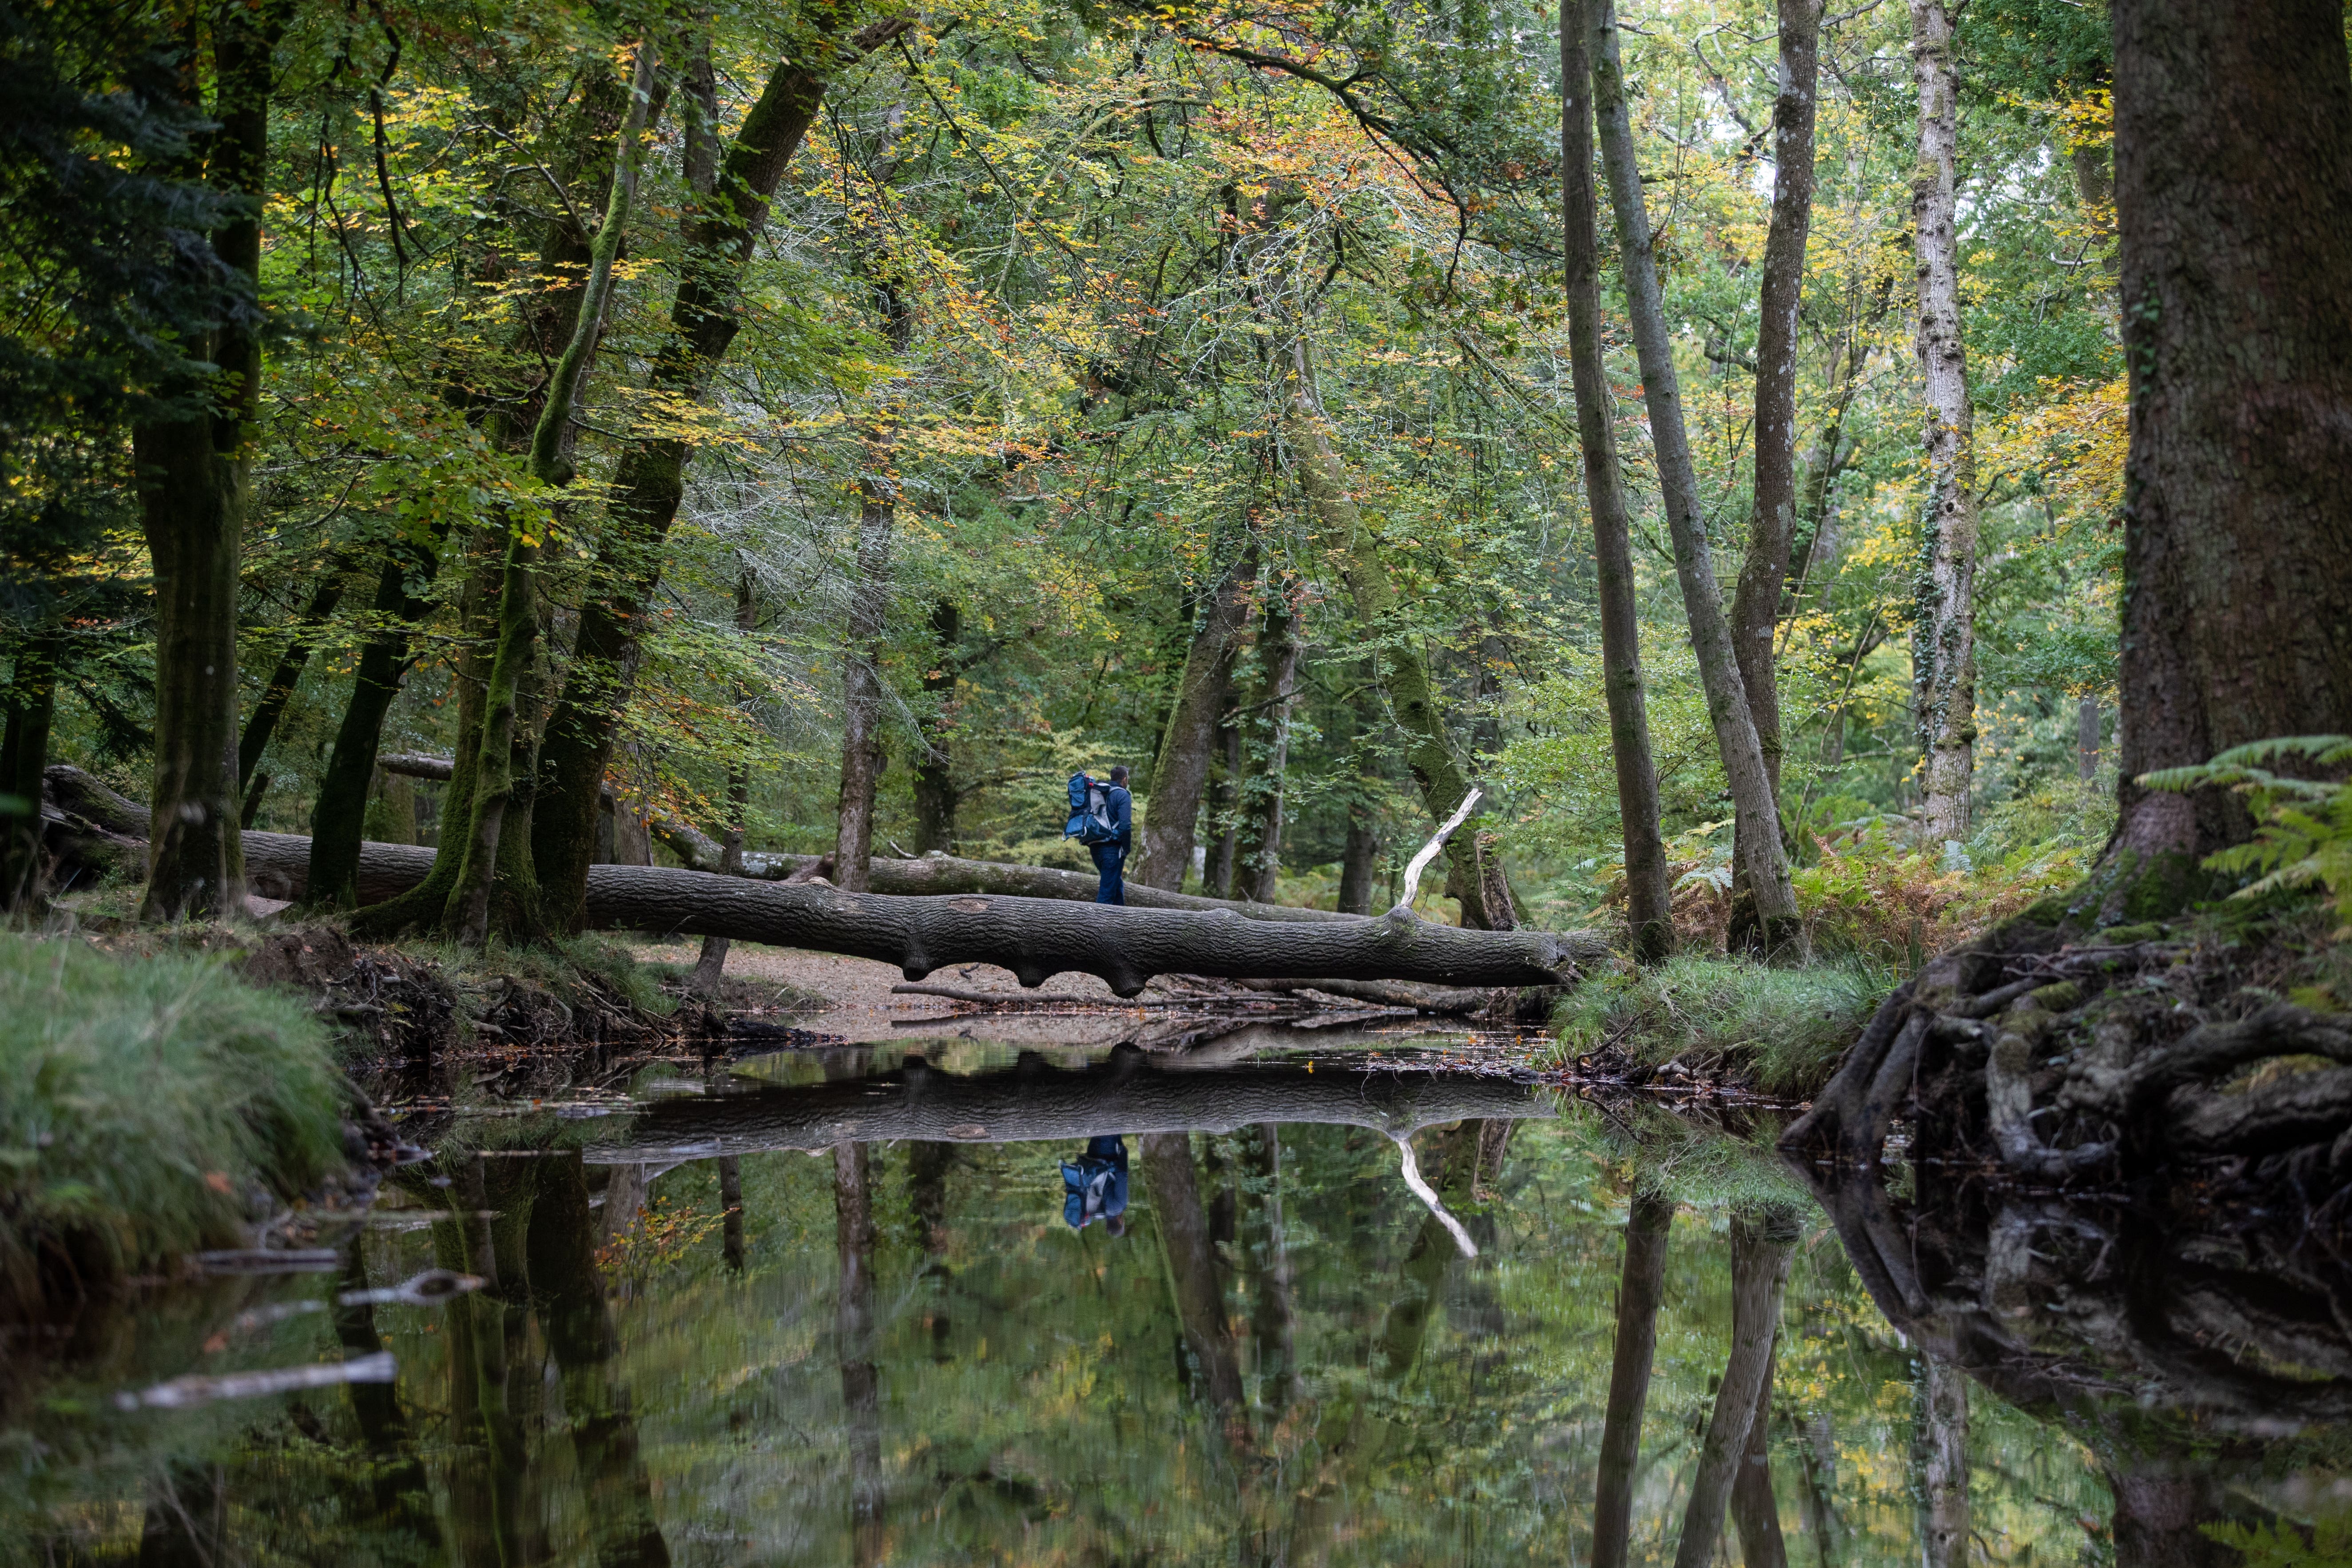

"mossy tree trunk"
[1138, 544, 1255, 891]
[1591, 0, 1800, 952]
[2102, 0, 2352, 898]
[1560, 1, 1673, 960]
[1591, 1190, 1672, 1568]
[1728, 0, 1823, 950]
[0, 635, 61, 912]
[1240, 594, 1301, 902]
[532, 12, 914, 931]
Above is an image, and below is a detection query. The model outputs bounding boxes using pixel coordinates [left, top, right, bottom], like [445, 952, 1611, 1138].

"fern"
[2141, 735, 2352, 923]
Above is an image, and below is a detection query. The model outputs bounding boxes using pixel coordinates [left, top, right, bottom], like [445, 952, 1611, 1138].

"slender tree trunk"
[1285, 348, 1514, 927]
[1338, 800, 1380, 915]
[1560, 3, 1673, 961]
[532, 13, 912, 930]
[1918, 1354, 1970, 1568]
[695, 568, 757, 987]
[912, 599, 960, 854]
[237, 558, 354, 792]
[1243, 598, 1301, 901]
[1, 636, 61, 912]
[1246, 1123, 1300, 1411]
[1729, 1334, 1789, 1568]
[1592, 1190, 1673, 1568]
[1728, 0, 1823, 951]
[834, 473, 894, 893]
[2079, 695, 2102, 782]
[1209, 708, 1244, 899]
[1590, 0, 1800, 949]
[1909, 0, 1981, 849]
[1139, 549, 1255, 891]
[2104, 0, 2352, 889]
[834, 1142, 886, 1565]
[717, 1154, 745, 1271]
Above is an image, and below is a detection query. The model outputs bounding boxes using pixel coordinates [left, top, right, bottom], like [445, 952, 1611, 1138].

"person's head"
[1108, 764, 1128, 785]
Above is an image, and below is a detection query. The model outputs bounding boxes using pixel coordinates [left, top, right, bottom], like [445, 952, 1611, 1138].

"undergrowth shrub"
[0, 937, 347, 1313]
[1554, 953, 1895, 1095]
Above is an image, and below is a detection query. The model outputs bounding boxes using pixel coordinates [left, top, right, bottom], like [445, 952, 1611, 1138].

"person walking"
[1092, 765, 1132, 905]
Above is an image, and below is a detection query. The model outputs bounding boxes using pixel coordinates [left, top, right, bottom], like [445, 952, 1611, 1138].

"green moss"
[1554, 953, 1897, 1096]
[0, 936, 349, 1314]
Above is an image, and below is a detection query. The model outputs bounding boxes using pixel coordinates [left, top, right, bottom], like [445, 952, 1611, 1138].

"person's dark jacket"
[1105, 784, 1132, 849]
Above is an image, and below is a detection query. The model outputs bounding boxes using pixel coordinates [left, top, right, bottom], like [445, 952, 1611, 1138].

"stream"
[4, 1024, 2343, 1564]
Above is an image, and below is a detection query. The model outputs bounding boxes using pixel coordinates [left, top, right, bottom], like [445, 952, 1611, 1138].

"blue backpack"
[1065, 774, 1118, 846]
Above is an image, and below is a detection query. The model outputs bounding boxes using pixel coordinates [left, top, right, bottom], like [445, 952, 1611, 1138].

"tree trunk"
[2079, 695, 2102, 782]
[1245, 1123, 1300, 1411]
[834, 1143, 885, 1565]
[1243, 597, 1302, 901]
[1590, 0, 1800, 949]
[1, 636, 61, 912]
[1729, 1337, 1789, 1568]
[588, 1051, 1557, 1158]
[1559, 10, 1673, 961]
[130, 0, 285, 923]
[1909, 0, 1981, 849]
[1142, 1133, 1249, 1435]
[717, 1154, 745, 1270]
[1728, 0, 1823, 952]
[1672, 1208, 1797, 1568]
[237, 557, 354, 792]
[1283, 348, 1514, 928]
[1592, 1190, 1673, 1568]
[2105, 0, 2352, 891]
[1918, 1353, 1970, 1568]
[1140, 547, 1256, 891]
[912, 599, 960, 854]
[532, 14, 914, 932]
[1337, 798, 1381, 916]
[1209, 707, 1244, 900]
[694, 568, 756, 988]
[834, 473, 894, 893]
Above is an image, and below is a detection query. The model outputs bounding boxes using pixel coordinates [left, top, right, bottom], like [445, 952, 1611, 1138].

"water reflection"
[2, 1040, 2344, 1564]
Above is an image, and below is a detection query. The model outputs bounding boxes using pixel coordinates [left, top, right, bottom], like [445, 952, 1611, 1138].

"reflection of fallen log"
[584, 1050, 1556, 1159]
[371, 753, 1354, 924]
[44, 767, 1605, 996]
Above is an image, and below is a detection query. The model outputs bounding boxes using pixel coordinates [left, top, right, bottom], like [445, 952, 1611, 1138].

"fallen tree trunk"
[584, 1052, 1556, 1159]
[44, 767, 1605, 995]
[373, 753, 1357, 924]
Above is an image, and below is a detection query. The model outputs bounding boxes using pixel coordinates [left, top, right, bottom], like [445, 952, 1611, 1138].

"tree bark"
[1592, 1189, 1673, 1568]
[912, 599, 961, 853]
[1283, 348, 1514, 929]
[237, 557, 354, 792]
[1338, 798, 1381, 916]
[2105, 0, 2352, 890]
[1918, 1353, 1970, 1568]
[1590, 0, 1800, 948]
[2079, 695, 2102, 782]
[693, 568, 757, 989]
[1672, 1208, 1797, 1568]
[1728, 0, 1823, 951]
[1561, 2, 1673, 963]
[587, 1051, 1557, 1159]
[1140, 546, 1256, 891]
[834, 473, 895, 893]
[1242, 596, 1302, 901]
[1909, 0, 1981, 849]
[532, 12, 916, 932]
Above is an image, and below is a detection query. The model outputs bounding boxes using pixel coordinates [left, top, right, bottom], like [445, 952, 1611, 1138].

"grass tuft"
[1556, 953, 1895, 1096]
[0, 936, 348, 1314]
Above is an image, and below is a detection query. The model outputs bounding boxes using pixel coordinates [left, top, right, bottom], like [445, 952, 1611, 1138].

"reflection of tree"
[1141, 1132, 1248, 1441]
[334, 1239, 439, 1550]
[1916, 1354, 1968, 1568]
[908, 1139, 960, 1362]
[834, 1142, 885, 1568]
[1244, 1123, 1300, 1413]
[1673, 1207, 1796, 1568]
[1593, 1189, 1672, 1568]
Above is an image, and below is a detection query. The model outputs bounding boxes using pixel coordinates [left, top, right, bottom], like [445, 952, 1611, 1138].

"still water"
[2, 1036, 2338, 1564]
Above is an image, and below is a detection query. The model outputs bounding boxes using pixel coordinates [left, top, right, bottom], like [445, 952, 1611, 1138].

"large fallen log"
[583, 1051, 1556, 1159]
[44, 767, 1607, 996]
[373, 752, 1356, 924]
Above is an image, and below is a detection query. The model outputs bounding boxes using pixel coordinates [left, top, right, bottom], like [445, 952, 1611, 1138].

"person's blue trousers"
[1089, 843, 1126, 905]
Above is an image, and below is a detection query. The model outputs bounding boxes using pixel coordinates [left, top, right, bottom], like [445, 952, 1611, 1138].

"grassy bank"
[1555, 953, 1896, 1096]
[0, 937, 349, 1316]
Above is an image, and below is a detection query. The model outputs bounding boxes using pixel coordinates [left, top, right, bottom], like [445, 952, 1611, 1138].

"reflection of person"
[1092, 765, 1132, 906]
[1061, 1135, 1129, 1235]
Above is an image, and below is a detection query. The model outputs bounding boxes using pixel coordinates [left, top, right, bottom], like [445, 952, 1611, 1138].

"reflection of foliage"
[2206, 1515, 2352, 1568]
[1554, 953, 1894, 1095]
[2144, 736, 2352, 927]
[596, 1194, 723, 1278]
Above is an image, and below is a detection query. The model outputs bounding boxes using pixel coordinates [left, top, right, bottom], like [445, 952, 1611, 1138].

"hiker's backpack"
[1065, 773, 1119, 846]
